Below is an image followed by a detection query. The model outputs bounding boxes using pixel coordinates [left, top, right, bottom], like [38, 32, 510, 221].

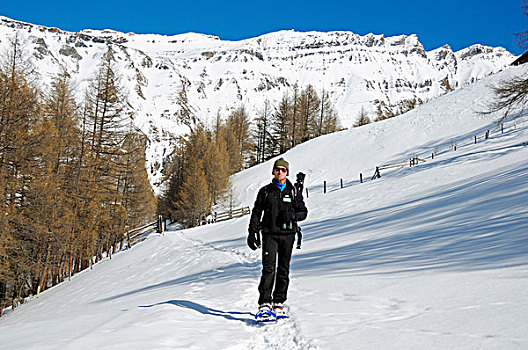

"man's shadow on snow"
[139, 300, 255, 326]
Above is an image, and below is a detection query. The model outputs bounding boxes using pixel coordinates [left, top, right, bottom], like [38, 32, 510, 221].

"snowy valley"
[0, 46, 526, 349]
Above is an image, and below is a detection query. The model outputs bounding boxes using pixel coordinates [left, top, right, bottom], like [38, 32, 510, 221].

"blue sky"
[1, 0, 525, 54]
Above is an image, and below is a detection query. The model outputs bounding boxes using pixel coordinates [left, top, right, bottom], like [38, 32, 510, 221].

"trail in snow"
[174, 229, 320, 350]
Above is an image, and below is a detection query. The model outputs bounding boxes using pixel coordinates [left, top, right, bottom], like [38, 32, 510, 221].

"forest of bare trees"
[0, 38, 156, 315]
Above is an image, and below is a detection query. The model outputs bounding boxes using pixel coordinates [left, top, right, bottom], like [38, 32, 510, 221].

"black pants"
[258, 234, 295, 305]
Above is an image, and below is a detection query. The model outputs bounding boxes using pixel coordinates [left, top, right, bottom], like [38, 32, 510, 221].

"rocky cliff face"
[0, 16, 515, 189]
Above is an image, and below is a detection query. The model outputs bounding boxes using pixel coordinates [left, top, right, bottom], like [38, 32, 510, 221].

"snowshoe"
[255, 303, 276, 323]
[273, 303, 289, 319]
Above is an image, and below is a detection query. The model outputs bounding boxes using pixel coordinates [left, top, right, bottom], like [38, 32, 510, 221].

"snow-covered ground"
[0, 64, 527, 349]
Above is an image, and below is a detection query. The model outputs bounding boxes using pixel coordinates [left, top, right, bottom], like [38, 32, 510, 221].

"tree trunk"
[39, 242, 52, 293]
[69, 231, 74, 280]
[31, 275, 39, 296]
[0, 281, 6, 300]
[39, 266, 49, 293]
[52, 269, 59, 287]
[0, 281, 6, 316]
[11, 280, 18, 309]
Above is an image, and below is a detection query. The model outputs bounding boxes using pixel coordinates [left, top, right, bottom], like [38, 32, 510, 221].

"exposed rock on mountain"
[0, 16, 515, 189]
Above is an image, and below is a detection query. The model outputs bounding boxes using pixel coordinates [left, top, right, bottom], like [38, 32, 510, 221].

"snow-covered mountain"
[0, 16, 516, 188]
[0, 53, 526, 350]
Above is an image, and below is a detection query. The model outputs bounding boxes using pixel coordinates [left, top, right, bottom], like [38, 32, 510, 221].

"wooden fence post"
[501, 124, 504, 134]
[306, 188, 309, 198]
[371, 167, 381, 180]
[432, 153, 434, 160]
[156, 215, 163, 233]
[324, 181, 326, 194]
[360, 173, 363, 183]
[340, 179, 343, 188]
[475, 136, 477, 144]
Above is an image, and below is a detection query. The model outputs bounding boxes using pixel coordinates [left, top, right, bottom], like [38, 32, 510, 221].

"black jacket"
[249, 179, 308, 235]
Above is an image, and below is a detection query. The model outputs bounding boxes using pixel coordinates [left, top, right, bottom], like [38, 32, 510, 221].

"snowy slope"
[0, 16, 516, 190]
[229, 63, 528, 208]
[0, 42, 527, 350]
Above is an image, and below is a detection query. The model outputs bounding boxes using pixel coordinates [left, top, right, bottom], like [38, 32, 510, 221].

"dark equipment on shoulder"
[294, 172, 306, 249]
[295, 172, 305, 192]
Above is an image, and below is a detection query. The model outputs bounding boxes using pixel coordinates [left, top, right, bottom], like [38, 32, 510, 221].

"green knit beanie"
[272, 158, 289, 175]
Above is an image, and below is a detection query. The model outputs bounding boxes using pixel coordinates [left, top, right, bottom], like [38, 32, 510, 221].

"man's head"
[272, 158, 289, 183]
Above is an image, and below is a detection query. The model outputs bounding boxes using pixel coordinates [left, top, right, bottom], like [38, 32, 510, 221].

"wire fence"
[305, 115, 528, 196]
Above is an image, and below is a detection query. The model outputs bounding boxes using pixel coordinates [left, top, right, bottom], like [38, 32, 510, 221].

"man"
[247, 157, 308, 322]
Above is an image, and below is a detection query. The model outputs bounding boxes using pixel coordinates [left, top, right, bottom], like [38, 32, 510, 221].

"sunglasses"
[274, 167, 287, 173]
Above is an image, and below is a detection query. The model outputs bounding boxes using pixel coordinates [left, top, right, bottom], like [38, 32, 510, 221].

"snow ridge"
[0, 16, 516, 190]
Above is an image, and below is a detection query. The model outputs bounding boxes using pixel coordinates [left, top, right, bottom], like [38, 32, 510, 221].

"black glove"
[278, 211, 296, 223]
[247, 229, 261, 250]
